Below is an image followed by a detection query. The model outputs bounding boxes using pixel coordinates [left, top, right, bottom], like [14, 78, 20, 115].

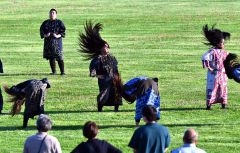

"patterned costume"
[202, 24, 230, 109]
[40, 9, 66, 75]
[122, 76, 160, 124]
[79, 21, 122, 111]
[90, 54, 122, 110]
[4, 78, 50, 128]
[202, 49, 228, 107]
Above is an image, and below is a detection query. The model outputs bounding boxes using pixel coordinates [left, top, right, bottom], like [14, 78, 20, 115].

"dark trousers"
[0, 59, 3, 73]
[49, 59, 65, 74]
[0, 88, 3, 112]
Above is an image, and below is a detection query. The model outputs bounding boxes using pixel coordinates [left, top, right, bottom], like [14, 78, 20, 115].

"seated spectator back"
[23, 114, 62, 153]
[71, 121, 122, 153]
[128, 105, 170, 153]
[171, 128, 206, 153]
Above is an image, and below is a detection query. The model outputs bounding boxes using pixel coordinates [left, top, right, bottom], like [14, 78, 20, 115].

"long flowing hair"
[78, 21, 107, 60]
[224, 53, 240, 80]
[202, 24, 230, 47]
[3, 85, 25, 116]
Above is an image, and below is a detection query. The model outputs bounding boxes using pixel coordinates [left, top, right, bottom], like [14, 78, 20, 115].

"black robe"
[90, 54, 122, 106]
[8, 79, 49, 118]
[0, 88, 3, 111]
[40, 19, 66, 60]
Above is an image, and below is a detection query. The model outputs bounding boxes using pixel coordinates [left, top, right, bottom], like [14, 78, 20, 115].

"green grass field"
[0, 0, 240, 152]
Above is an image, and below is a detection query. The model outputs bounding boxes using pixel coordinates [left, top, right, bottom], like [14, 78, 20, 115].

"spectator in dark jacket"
[71, 121, 122, 153]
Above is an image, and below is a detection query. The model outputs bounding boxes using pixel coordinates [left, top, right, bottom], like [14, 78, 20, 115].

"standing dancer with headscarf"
[79, 21, 122, 112]
[4, 78, 51, 128]
[201, 24, 230, 110]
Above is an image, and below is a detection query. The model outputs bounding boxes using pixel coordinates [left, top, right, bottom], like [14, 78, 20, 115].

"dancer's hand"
[212, 68, 218, 75]
[44, 33, 51, 38]
[97, 75, 104, 79]
[53, 33, 61, 38]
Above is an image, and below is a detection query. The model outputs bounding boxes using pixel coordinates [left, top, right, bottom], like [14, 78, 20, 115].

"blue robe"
[123, 76, 160, 122]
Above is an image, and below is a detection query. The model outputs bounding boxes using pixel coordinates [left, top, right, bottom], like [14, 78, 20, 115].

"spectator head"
[83, 121, 98, 139]
[183, 128, 198, 144]
[142, 105, 157, 122]
[36, 114, 52, 132]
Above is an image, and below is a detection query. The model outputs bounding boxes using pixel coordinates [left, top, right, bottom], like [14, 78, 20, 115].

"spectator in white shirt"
[171, 128, 206, 153]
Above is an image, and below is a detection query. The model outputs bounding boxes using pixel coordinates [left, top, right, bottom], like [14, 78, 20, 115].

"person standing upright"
[201, 24, 230, 110]
[40, 8, 66, 75]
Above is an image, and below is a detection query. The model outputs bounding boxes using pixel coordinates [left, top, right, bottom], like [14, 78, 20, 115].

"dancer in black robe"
[79, 21, 122, 112]
[4, 78, 50, 128]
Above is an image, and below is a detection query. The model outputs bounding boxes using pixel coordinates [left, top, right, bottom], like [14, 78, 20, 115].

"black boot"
[23, 115, 29, 128]
[0, 59, 3, 73]
[206, 105, 211, 110]
[221, 104, 226, 109]
[98, 104, 103, 112]
[49, 59, 56, 74]
[58, 60, 65, 75]
[0, 88, 3, 114]
[114, 105, 119, 112]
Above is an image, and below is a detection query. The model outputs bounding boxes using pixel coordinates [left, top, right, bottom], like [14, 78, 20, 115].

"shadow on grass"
[0, 124, 136, 131]
[45, 109, 135, 114]
[161, 107, 206, 111]
[0, 73, 49, 76]
[0, 123, 231, 131]
[0, 73, 85, 77]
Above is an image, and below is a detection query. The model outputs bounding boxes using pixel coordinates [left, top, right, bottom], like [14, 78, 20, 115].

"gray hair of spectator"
[183, 128, 198, 144]
[36, 114, 52, 132]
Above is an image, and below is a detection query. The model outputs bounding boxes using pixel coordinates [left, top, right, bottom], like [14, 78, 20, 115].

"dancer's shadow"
[45, 109, 135, 114]
[161, 107, 205, 111]
[0, 122, 229, 131]
[0, 73, 85, 77]
[0, 124, 136, 131]
[0, 73, 49, 76]
[164, 123, 223, 127]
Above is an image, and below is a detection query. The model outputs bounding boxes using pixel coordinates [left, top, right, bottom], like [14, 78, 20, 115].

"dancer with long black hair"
[4, 78, 50, 128]
[79, 21, 122, 112]
[201, 24, 230, 110]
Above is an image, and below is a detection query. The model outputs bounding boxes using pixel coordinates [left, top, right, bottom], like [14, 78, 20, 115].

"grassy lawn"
[0, 0, 240, 152]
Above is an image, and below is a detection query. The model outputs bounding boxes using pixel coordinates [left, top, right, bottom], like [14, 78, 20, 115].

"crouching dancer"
[4, 78, 50, 128]
[121, 76, 160, 127]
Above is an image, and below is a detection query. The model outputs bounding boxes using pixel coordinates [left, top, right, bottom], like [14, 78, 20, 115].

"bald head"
[183, 128, 198, 144]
